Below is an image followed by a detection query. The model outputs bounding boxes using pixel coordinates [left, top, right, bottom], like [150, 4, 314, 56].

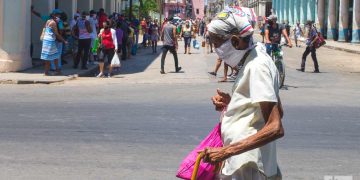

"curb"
[0, 65, 98, 85]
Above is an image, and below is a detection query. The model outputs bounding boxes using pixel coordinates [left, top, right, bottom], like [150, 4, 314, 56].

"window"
[196, 8, 199, 14]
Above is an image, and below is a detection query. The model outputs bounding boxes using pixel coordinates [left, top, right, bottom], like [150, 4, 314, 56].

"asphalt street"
[0, 37, 359, 179]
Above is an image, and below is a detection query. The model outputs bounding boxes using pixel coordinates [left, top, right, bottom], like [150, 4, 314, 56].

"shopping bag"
[193, 39, 200, 49]
[111, 53, 121, 68]
[201, 41, 206, 47]
[176, 123, 223, 180]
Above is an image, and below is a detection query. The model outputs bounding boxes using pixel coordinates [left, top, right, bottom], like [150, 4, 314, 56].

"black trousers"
[121, 38, 128, 60]
[75, 38, 91, 68]
[161, 45, 179, 71]
[301, 46, 319, 71]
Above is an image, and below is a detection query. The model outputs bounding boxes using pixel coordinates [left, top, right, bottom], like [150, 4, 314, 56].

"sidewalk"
[0, 56, 98, 84]
[254, 32, 360, 54]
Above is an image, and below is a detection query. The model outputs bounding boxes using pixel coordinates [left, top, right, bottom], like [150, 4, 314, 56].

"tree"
[138, 0, 159, 18]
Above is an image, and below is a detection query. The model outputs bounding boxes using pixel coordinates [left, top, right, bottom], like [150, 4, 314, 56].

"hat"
[268, 14, 277, 20]
[208, 11, 254, 37]
[52, 9, 62, 15]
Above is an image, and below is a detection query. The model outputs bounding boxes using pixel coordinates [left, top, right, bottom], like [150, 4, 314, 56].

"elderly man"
[201, 11, 284, 180]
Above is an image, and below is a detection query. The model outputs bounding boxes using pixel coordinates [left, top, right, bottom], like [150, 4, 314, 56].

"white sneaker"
[96, 72, 104, 78]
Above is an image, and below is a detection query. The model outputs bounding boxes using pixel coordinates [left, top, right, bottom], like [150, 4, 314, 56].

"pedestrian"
[260, 22, 265, 43]
[127, 23, 135, 59]
[40, 11, 67, 76]
[293, 21, 304, 47]
[150, 18, 160, 53]
[199, 18, 205, 36]
[208, 58, 231, 82]
[297, 20, 320, 73]
[118, 15, 129, 60]
[181, 20, 193, 54]
[264, 15, 292, 56]
[96, 20, 118, 78]
[160, 16, 182, 74]
[204, 20, 213, 54]
[50, 10, 66, 71]
[115, 21, 124, 55]
[140, 18, 148, 48]
[89, 10, 99, 64]
[73, 11, 93, 69]
[201, 11, 284, 179]
[98, 8, 107, 29]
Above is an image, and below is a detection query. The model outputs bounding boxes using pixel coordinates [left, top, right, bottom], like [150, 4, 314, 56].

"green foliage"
[139, 0, 159, 18]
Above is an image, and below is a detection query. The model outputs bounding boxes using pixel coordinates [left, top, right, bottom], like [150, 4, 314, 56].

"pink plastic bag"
[176, 123, 223, 180]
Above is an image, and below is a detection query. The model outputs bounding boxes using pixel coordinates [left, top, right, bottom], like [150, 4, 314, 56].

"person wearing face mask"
[199, 11, 284, 180]
[73, 11, 93, 69]
[181, 20, 193, 54]
[40, 11, 68, 76]
[265, 15, 292, 56]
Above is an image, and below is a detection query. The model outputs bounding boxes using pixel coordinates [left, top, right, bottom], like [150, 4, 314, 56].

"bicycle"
[269, 43, 287, 88]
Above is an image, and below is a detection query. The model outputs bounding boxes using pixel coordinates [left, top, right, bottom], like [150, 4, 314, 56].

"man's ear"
[231, 35, 241, 49]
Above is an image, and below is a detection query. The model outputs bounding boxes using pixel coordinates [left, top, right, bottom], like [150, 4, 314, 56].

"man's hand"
[202, 147, 229, 164]
[211, 89, 231, 111]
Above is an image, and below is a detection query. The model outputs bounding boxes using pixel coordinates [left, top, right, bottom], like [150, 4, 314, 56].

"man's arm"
[204, 101, 284, 163]
[265, 29, 271, 44]
[282, 29, 293, 47]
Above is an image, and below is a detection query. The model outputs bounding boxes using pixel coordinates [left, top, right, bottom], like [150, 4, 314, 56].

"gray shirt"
[163, 23, 175, 46]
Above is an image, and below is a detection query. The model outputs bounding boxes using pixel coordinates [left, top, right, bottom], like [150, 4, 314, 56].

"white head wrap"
[208, 11, 254, 38]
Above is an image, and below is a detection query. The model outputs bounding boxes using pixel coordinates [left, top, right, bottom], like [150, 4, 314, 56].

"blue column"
[338, 0, 349, 42]
[352, 0, 360, 43]
[279, 0, 283, 22]
[289, 0, 294, 25]
[300, 0, 308, 24]
[317, 0, 326, 36]
[283, 0, 288, 23]
[294, 0, 300, 23]
[327, 0, 337, 40]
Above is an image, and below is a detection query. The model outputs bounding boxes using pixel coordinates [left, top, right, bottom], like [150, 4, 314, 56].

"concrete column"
[352, 0, 360, 43]
[0, 0, 32, 72]
[272, 0, 276, 14]
[307, 0, 316, 21]
[58, 0, 77, 19]
[327, 0, 337, 40]
[283, 0, 288, 23]
[77, 0, 92, 12]
[277, 0, 281, 17]
[294, 0, 300, 23]
[279, 0, 284, 22]
[93, 0, 106, 11]
[338, 0, 349, 42]
[300, 0, 308, 24]
[317, 0, 325, 36]
[288, 0, 294, 25]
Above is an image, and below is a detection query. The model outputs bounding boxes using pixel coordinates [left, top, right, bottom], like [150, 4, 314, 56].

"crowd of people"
[33, 7, 145, 77]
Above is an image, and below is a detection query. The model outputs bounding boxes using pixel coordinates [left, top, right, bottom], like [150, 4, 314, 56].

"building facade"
[0, 0, 122, 73]
[163, 0, 186, 19]
[272, 0, 360, 43]
[241, 0, 272, 18]
[163, 0, 205, 19]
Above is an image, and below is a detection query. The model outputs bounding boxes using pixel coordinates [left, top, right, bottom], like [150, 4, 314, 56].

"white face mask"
[86, 15, 90, 20]
[215, 39, 248, 68]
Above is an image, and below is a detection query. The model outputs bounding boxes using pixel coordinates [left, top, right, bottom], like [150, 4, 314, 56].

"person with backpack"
[297, 20, 320, 73]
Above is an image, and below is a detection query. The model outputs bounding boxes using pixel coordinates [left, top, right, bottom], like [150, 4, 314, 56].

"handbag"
[315, 32, 326, 49]
[176, 123, 223, 180]
[201, 41, 206, 47]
